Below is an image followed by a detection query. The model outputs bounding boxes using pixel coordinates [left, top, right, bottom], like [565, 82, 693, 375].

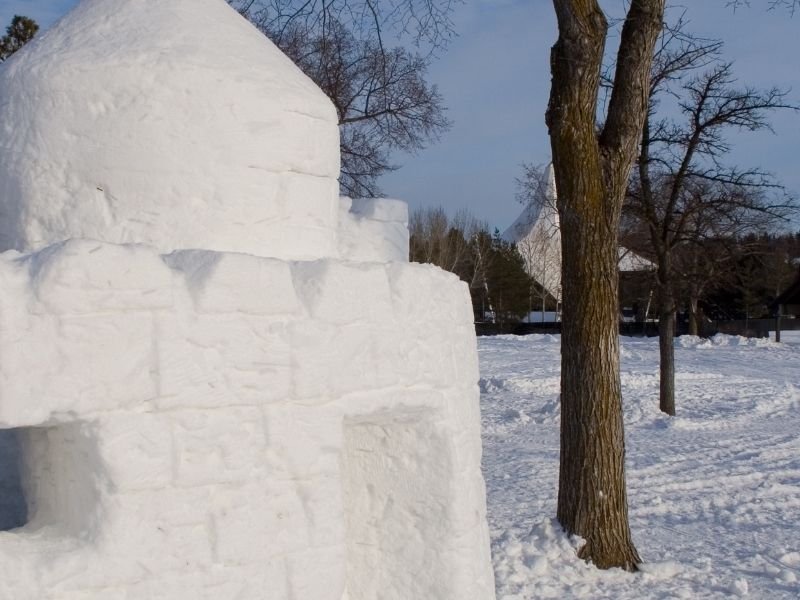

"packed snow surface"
[481, 332, 800, 599]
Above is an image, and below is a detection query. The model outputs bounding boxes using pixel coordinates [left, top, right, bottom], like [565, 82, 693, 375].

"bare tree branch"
[229, 2, 451, 196]
[727, 0, 800, 15]
[625, 15, 799, 414]
[231, 0, 462, 53]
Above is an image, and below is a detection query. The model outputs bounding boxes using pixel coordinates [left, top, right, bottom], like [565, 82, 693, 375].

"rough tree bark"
[546, 0, 665, 570]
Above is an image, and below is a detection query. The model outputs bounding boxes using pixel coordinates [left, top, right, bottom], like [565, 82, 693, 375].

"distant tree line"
[703, 231, 800, 321]
[408, 207, 533, 324]
[620, 229, 800, 319]
[410, 200, 800, 331]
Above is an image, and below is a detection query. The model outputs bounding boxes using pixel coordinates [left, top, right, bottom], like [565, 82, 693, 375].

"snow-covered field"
[481, 331, 800, 599]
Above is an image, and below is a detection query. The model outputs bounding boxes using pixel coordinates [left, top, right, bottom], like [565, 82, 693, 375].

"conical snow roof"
[0, 0, 340, 259]
[503, 164, 562, 300]
[503, 163, 654, 301]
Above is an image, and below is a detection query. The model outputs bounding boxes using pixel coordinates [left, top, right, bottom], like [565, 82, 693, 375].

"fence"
[475, 317, 800, 338]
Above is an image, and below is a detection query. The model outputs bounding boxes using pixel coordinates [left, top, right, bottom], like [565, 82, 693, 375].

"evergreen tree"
[482, 233, 533, 323]
[409, 208, 533, 323]
[0, 16, 38, 63]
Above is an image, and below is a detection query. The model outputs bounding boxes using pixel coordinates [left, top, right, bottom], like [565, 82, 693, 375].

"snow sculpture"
[0, 1, 494, 598]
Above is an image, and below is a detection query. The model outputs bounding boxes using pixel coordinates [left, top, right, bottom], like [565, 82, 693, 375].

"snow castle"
[0, 1, 494, 598]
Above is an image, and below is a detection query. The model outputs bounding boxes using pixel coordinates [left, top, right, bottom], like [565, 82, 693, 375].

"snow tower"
[0, 1, 494, 598]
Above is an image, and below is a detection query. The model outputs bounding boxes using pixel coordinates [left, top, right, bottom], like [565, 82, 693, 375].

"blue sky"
[2, 0, 798, 231]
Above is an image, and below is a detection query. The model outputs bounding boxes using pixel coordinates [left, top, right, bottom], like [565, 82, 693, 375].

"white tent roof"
[502, 165, 562, 300]
[503, 164, 654, 301]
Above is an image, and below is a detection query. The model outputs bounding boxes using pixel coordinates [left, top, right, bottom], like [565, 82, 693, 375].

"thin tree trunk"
[655, 254, 677, 414]
[542, 295, 546, 323]
[658, 299, 676, 416]
[547, 0, 664, 572]
[688, 296, 699, 336]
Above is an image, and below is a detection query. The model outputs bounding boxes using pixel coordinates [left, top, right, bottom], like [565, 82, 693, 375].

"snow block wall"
[0, 242, 493, 599]
[0, 0, 493, 598]
[337, 197, 410, 262]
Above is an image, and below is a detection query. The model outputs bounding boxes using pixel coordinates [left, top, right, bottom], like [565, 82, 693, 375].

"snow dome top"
[0, 0, 341, 259]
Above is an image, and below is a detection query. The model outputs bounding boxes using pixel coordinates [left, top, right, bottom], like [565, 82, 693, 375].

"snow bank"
[481, 334, 800, 599]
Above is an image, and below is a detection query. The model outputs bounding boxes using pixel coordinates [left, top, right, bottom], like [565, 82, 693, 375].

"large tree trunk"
[547, 0, 664, 571]
[556, 176, 642, 570]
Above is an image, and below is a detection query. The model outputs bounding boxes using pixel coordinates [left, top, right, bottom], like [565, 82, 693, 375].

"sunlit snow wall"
[0, 0, 494, 598]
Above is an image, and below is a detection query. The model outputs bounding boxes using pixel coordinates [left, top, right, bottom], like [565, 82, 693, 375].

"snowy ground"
[481, 331, 800, 599]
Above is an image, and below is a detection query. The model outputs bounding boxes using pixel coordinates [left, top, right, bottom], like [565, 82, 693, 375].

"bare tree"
[409, 206, 491, 298]
[546, 0, 665, 571]
[628, 20, 798, 415]
[228, 0, 454, 196]
[409, 207, 532, 321]
[409, 206, 480, 273]
[728, 0, 800, 13]
[665, 186, 795, 336]
[272, 20, 449, 197]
